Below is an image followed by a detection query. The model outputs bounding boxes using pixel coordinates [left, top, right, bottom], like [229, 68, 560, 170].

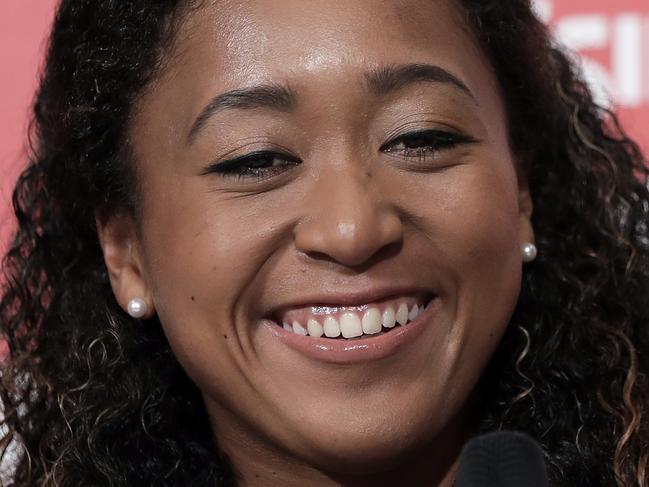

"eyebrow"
[187, 83, 297, 143]
[364, 63, 475, 100]
[187, 62, 475, 144]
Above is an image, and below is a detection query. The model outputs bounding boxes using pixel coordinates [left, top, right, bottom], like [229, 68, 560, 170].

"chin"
[285, 412, 440, 475]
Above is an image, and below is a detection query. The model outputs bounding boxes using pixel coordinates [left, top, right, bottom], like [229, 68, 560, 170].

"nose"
[293, 161, 403, 268]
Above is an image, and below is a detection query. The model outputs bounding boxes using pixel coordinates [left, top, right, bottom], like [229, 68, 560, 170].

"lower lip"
[262, 298, 440, 364]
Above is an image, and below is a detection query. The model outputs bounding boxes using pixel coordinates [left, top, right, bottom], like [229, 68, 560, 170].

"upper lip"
[263, 285, 435, 320]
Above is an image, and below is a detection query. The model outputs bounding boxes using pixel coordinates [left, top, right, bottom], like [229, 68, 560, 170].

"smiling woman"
[1, 1, 648, 486]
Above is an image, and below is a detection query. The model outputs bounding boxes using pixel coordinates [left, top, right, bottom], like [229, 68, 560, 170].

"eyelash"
[203, 129, 473, 182]
[380, 129, 473, 161]
[202, 150, 301, 181]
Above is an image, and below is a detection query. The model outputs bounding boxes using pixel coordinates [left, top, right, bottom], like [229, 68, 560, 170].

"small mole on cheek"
[190, 296, 195, 301]
[224, 334, 228, 339]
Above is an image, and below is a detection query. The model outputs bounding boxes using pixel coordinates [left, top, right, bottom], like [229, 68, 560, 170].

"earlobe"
[95, 210, 154, 319]
[518, 183, 534, 221]
[518, 184, 536, 251]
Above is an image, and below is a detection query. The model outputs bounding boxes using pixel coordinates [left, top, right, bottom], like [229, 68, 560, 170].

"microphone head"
[455, 431, 549, 487]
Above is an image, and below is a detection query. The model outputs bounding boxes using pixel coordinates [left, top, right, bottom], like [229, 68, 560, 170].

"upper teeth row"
[282, 302, 424, 339]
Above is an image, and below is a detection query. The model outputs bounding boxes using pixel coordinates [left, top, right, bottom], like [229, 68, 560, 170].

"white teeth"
[293, 321, 308, 336]
[340, 312, 363, 338]
[307, 318, 324, 338]
[408, 304, 420, 322]
[382, 307, 396, 328]
[323, 316, 341, 338]
[282, 299, 428, 337]
[362, 308, 383, 335]
[396, 303, 409, 325]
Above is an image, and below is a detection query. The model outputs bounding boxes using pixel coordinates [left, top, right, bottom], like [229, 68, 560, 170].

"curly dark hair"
[1, 0, 648, 485]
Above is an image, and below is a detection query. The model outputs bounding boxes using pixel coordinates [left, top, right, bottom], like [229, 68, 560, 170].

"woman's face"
[101, 0, 534, 482]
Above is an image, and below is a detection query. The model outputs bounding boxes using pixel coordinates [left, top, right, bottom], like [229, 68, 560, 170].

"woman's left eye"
[380, 129, 475, 161]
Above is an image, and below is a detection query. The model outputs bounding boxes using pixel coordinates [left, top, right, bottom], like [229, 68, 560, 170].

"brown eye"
[202, 151, 301, 181]
[381, 129, 474, 161]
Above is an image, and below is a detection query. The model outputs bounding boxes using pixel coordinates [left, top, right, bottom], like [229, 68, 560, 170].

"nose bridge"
[294, 153, 402, 267]
[319, 163, 375, 238]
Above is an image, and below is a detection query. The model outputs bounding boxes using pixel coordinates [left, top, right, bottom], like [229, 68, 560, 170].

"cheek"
[140, 169, 275, 301]
[422, 161, 523, 374]
[445, 169, 522, 287]
[136, 179, 279, 383]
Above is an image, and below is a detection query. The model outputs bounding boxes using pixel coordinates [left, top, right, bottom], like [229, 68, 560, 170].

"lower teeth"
[328, 326, 399, 340]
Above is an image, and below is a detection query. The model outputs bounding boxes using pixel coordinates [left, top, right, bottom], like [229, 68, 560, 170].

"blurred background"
[1, 0, 648, 253]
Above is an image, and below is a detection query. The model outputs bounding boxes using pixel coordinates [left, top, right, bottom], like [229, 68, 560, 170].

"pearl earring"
[521, 242, 538, 263]
[127, 298, 148, 319]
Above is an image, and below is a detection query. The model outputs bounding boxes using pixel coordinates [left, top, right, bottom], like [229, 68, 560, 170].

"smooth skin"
[97, 0, 535, 485]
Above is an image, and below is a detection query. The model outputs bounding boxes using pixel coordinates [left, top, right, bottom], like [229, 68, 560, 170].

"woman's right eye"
[202, 151, 301, 182]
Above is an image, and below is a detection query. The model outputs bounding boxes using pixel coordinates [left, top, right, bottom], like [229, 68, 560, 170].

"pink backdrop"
[1, 1, 648, 254]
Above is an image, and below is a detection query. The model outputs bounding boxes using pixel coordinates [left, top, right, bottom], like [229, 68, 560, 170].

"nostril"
[293, 193, 403, 269]
[297, 240, 404, 275]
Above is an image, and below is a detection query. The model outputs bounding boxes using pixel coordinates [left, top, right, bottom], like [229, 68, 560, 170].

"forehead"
[135, 0, 503, 149]
[174, 0, 476, 72]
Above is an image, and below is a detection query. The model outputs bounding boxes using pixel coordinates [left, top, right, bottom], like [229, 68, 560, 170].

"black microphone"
[455, 431, 549, 487]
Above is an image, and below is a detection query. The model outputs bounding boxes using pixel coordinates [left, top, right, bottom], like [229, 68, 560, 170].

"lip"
[262, 296, 440, 364]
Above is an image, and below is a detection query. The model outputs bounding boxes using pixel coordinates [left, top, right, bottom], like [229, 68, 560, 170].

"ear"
[95, 209, 155, 319]
[517, 181, 535, 246]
